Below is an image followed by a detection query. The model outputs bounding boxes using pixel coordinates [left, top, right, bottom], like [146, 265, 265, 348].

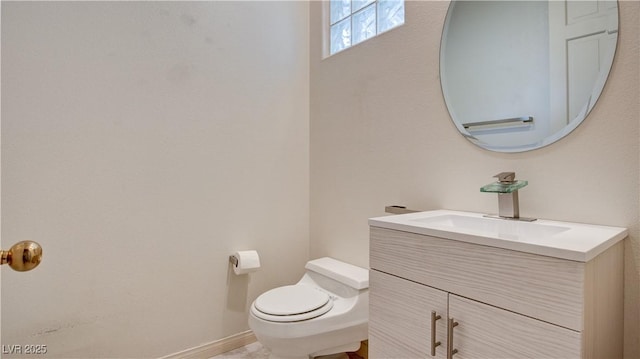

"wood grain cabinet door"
[369, 270, 448, 359]
[447, 295, 582, 359]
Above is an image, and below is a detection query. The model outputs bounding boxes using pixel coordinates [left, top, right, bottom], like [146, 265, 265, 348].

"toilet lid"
[252, 285, 334, 322]
[255, 285, 330, 315]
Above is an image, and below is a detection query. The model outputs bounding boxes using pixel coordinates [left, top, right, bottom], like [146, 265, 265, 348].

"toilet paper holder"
[229, 251, 261, 275]
[229, 255, 239, 267]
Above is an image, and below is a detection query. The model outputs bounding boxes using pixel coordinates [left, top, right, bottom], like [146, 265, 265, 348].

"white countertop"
[369, 210, 628, 262]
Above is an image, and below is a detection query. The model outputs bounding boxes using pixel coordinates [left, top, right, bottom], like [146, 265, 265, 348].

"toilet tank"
[305, 257, 369, 290]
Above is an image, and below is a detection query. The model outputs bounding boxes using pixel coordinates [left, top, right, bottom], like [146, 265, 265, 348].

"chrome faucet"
[494, 172, 516, 183]
[481, 172, 536, 221]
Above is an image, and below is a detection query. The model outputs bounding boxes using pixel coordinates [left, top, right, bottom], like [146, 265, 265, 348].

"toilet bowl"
[248, 257, 369, 359]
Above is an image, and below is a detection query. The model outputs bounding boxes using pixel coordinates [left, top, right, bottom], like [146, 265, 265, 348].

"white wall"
[310, 1, 639, 358]
[3, 1, 639, 357]
[1, 2, 309, 357]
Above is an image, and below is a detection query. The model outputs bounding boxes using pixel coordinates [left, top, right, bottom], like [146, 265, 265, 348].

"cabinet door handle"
[431, 311, 442, 356]
[447, 318, 459, 359]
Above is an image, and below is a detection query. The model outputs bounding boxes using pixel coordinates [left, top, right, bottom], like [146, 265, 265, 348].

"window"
[329, 0, 405, 55]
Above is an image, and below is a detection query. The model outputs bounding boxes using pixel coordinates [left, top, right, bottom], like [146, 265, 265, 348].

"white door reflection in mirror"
[549, 0, 618, 128]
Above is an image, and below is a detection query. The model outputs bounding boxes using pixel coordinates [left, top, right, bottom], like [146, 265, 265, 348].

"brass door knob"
[0, 241, 43, 272]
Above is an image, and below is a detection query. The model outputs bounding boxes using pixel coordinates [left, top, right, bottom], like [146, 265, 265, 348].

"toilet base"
[315, 353, 350, 359]
[268, 355, 308, 359]
[268, 352, 350, 359]
[312, 342, 361, 357]
[253, 322, 367, 359]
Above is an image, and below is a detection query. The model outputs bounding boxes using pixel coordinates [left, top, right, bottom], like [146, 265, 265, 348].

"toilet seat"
[251, 285, 334, 322]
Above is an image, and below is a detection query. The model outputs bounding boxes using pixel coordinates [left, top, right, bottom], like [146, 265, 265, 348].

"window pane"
[330, 0, 351, 25]
[352, 0, 374, 12]
[352, 4, 376, 45]
[378, 0, 405, 33]
[330, 18, 351, 54]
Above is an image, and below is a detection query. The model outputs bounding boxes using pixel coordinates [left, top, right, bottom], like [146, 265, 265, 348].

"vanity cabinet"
[369, 226, 624, 359]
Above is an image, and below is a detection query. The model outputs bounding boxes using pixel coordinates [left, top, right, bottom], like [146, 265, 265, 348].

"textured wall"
[1, 2, 309, 357]
[310, 1, 639, 357]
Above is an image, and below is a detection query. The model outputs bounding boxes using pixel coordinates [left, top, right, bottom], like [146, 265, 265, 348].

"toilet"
[248, 257, 369, 359]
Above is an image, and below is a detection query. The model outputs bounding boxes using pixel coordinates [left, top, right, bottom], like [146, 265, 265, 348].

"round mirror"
[440, 0, 619, 152]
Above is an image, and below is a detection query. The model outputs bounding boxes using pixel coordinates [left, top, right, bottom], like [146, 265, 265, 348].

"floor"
[210, 342, 271, 359]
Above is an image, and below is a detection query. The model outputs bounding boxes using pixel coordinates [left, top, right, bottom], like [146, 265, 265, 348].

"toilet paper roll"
[232, 250, 261, 275]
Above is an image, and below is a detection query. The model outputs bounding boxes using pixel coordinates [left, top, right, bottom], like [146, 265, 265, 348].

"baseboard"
[161, 330, 257, 359]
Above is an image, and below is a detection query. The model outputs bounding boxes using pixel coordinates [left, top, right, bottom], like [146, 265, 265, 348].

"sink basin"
[369, 210, 627, 262]
[410, 214, 570, 240]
